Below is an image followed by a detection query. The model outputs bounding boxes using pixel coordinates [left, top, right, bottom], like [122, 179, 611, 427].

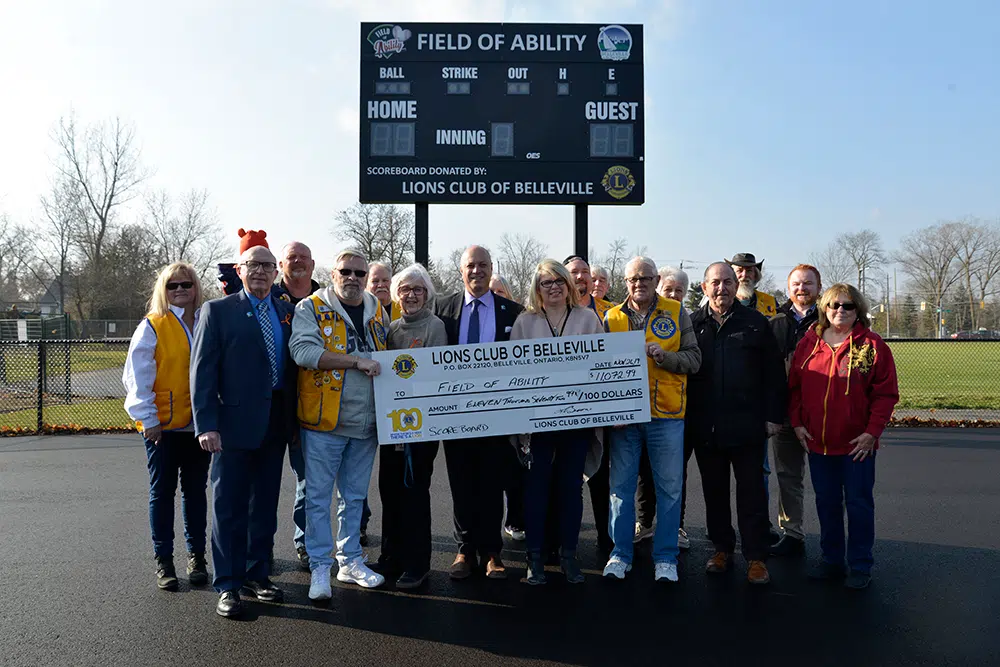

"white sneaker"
[602, 557, 632, 580]
[654, 562, 679, 583]
[678, 527, 690, 550]
[336, 559, 385, 588]
[633, 522, 655, 544]
[504, 526, 526, 541]
[309, 567, 332, 600]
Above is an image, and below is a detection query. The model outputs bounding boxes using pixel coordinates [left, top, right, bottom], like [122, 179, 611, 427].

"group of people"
[123, 229, 900, 619]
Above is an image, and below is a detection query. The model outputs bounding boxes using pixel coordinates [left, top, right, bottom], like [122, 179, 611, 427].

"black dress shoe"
[187, 552, 209, 586]
[216, 591, 243, 618]
[241, 579, 284, 603]
[770, 535, 806, 558]
[295, 545, 310, 571]
[155, 556, 178, 591]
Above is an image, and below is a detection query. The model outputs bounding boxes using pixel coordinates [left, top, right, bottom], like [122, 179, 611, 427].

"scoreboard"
[359, 22, 644, 205]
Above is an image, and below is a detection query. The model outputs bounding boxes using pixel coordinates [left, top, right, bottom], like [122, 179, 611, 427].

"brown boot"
[450, 554, 473, 580]
[705, 551, 731, 574]
[485, 554, 507, 580]
[747, 560, 771, 585]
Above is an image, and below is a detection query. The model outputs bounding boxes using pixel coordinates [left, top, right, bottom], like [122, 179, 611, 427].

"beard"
[736, 279, 757, 300]
[338, 283, 362, 302]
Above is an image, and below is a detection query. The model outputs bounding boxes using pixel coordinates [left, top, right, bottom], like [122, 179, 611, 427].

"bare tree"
[378, 205, 414, 271]
[52, 114, 149, 269]
[145, 188, 229, 281]
[0, 213, 30, 308]
[428, 247, 466, 296]
[950, 218, 990, 329]
[598, 237, 630, 302]
[835, 229, 886, 295]
[896, 223, 961, 337]
[497, 233, 548, 303]
[809, 240, 854, 286]
[333, 203, 413, 269]
[972, 220, 1000, 315]
[38, 175, 85, 314]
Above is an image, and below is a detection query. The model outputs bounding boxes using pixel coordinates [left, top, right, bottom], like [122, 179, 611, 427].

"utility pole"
[886, 272, 890, 337]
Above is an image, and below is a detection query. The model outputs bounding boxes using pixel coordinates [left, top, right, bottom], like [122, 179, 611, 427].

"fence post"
[36, 341, 46, 433]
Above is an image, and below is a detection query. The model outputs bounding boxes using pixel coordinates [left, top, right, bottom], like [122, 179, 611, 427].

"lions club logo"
[373, 321, 387, 347]
[602, 165, 636, 200]
[392, 354, 418, 379]
[651, 314, 677, 339]
[368, 24, 411, 59]
[387, 408, 422, 433]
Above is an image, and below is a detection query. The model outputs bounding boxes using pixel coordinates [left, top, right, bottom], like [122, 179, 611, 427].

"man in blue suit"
[191, 245, 298, 618]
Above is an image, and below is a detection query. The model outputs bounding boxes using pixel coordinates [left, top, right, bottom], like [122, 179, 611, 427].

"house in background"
[39, 280, 64, 316]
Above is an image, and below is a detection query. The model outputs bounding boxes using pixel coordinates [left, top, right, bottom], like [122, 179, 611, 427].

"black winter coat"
[685, 302, 786, 448]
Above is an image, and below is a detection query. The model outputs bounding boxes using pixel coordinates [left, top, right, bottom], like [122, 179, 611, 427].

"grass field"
[887, 341, 1000, 410]
[0, 347, 126, 384]
[0, 398, 133, 431]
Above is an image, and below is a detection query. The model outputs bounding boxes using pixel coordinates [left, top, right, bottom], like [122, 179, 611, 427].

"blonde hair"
[490, 275, 514, 300]
[147, 262, 202, 317]
[526, 259, 576, 314]
[816, 283, 869, 336]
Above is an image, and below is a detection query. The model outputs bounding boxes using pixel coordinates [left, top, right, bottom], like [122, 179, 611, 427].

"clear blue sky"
[1, 0, 997, 282]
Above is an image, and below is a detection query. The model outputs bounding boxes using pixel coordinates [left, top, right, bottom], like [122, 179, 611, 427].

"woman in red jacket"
[788, 283, 898, 590]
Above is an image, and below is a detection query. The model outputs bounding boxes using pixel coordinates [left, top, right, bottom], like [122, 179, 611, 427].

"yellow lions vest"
[391, 300, 403, 321]
[590, 296, 615, 323]
[136, 313, 192, 432]
[297, 295, 387, 432]
[606, 296, 687, 419]
[755, 290, 778, 318]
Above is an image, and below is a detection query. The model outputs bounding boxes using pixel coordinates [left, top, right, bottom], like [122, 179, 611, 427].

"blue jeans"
[302, 429, 378, 570]
[144, 431, 211, 558]
[609, 419, 685, 565]
[288, 444, 307, 547]
[809, 452, 876, 574]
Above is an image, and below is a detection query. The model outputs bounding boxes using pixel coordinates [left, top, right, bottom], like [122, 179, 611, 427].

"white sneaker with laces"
[309, 567, 332, 600]
[633, 522, 655, 544]
[654, 562, 679, 583]
[336, 559, 385, 588]
[678, 527, 690, 550]
[602, 557, 632, 580]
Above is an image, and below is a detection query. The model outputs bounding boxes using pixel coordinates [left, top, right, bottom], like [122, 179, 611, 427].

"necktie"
[467, 299, 482, 344]
[257, 300, 278, 387]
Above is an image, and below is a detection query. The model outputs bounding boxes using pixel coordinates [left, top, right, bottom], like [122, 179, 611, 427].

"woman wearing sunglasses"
[123, 262, 211, 591]
[787, 283, 899, 589]
[509, 259, 604, 585]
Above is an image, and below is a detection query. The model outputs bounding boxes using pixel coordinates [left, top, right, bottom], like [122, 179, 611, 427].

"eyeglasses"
[828, 302, 857, 311]
[539, 278, 567, 290]
[166, 281, 194, 291]
[241, 261, 276, 273]
[625, 276, 656, 285]
[338, 268, 368, 279]
[398, 286, 425, 296]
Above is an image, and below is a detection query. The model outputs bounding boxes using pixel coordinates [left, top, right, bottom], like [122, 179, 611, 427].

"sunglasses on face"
[338, 268, 368, 278]
[828, 302, 857, 311]
[166, 281, 194, 291]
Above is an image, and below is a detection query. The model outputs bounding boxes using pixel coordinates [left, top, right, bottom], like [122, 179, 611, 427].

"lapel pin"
[246, 312, 253, 317]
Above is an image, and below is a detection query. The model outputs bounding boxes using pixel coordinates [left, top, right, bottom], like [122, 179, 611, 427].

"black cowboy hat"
[727, 253, 764, 270]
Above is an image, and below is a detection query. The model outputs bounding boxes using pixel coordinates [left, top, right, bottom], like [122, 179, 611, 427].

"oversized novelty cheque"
[372, 331, 651, 445]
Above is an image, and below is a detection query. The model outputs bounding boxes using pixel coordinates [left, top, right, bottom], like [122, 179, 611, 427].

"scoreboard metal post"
[359, 22, 644, 265]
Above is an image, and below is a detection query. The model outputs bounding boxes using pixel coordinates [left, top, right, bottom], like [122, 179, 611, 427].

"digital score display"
[359, 22, 644, 205]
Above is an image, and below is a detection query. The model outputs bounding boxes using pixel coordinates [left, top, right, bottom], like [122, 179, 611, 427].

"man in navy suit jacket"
[191, 245, 298, 619]
[435, 245, 524, 581]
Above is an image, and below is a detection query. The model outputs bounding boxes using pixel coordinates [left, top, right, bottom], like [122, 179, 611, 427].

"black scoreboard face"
[359, 22, 644, 205]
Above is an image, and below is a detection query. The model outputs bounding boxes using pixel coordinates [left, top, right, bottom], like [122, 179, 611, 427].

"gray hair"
[390, 263, 436, 306]
[335, 249, 368, 265]
[658, 265, 690, 292]
[591, 264, 609, 280]
[368, 260, 391, 274]
[704, 261, 737, 281]
[624, 255, 657, 277]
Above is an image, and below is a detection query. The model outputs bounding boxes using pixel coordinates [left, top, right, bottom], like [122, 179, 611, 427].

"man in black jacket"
[686, 262, 785, 585]
[768, 264, 822, 557]
[435, 245, 524, 581]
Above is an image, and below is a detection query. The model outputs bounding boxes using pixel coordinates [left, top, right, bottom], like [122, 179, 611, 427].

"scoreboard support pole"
[415, 202, 429, 267]
[574, 204, 589, 260]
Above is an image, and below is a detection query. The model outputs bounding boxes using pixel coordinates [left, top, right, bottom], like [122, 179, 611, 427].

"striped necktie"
[257, 300, 278, 387]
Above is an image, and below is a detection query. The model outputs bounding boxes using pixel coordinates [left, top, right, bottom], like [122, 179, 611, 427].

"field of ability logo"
[602, 165, 636, 200]
[368, 24, 411, 59]
[598, 25, 632, 61]
[392, 354, 418, 379]
[387, 408, 422, 433]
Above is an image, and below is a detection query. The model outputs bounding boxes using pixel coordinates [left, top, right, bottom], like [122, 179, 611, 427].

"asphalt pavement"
[1, 428, 998, 667]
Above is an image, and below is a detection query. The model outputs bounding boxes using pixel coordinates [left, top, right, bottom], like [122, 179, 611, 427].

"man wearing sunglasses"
[191, 245, 299, 618]
[289, 249, 389, 601]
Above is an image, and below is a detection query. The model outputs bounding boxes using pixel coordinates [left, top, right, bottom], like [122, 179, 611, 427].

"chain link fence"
[0, 339, 133, 435]
[1, 338, 997, 435]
